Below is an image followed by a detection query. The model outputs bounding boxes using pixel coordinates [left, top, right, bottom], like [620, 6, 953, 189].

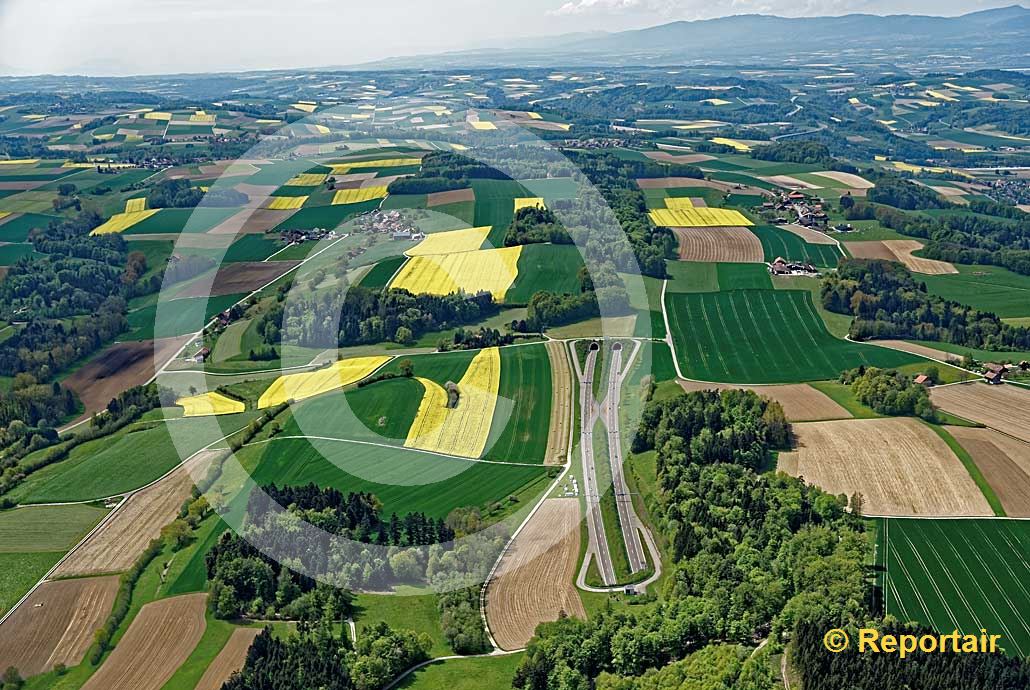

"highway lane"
[603, 341, 647, 574]
[575, 342, 616, 586]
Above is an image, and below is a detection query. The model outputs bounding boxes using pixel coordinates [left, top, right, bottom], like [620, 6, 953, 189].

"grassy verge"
[395, 652, 525, 690]
[808, 381, 882, 419]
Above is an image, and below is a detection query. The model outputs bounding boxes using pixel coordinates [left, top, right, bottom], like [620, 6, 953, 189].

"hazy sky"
[0, 0, 1020, 75]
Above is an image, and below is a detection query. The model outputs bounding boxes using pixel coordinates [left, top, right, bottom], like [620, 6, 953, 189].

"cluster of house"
[761, 191, 829, 227]
[981, 361, 1030, 385]
[279, 227, 339, 244]
[768, 256, 819, 276]
[560, 137, 629, 149]
[351, 209, 426, 241]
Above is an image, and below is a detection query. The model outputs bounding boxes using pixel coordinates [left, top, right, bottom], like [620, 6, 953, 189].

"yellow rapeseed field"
[470, 121, 497, 130]
[404, 347, 501, 458]
[648, 208, 753, 227]
[329, 158, 422, 174]
[389, 246, 523, 300]
[266, 196, 308, 210]
[258, 356, 391, 408]
[144, 112, 172, 121]
[190, 110, 216, 122]
[526, 112, 543, 119]
[285, 173, 328, 187]
[176, 391, 245, 417]
[331, 186, 389, 205]
[291, 103, 317, 113]
[406, 226, 491, 256]
[710, 137, 751, 151]
[925, 90, 958, 102]
[0, 159, 39, 165]
[124, 198, 147, 213]
[90, 210, 160, 235]
[702, 98, 732, 106]
[513, 197, 545, 212]
[664, 197, 695, 210]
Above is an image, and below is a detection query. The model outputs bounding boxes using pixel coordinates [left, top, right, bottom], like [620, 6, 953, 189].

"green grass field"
[0, 243, 41, 264]
[279, 377, 423, 444]
[716, 262, 773, 290]
[126, 293, 246, 340]
[160, 613, 244, 690]
[879, 518, 1030, 657]
[665, 289, 922, 383]
[222, 234, 287, 262]
[0, 504, 108, 551]
[921, 264, 1030, 318]
[359, 255, 407, 290]
[271, 199, 381, 232]
[245, 437, 548, 518]
[750, 225, 843, 267]
[665, 260, 720, 293]
[0, 552, 62, 615]
[122, 207, 238, 235]
[0, 212, 57, 242]
[506, 244, 585, 304]
[354, 593, 449, 657]
[395, 652, 525, 690]
[484, 343, 552, 463]
[9, 413, 259, 504]
[470, 179, 532, 246]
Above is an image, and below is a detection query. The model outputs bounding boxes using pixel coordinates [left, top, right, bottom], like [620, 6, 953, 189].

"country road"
[575, 341, 616, 586]
[603, 341, 647, 574]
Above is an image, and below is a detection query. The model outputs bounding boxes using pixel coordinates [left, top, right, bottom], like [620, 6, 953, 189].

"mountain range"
[360, 5, 1030, 69]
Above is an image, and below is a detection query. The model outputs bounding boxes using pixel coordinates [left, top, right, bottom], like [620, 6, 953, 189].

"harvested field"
[672, 226, 764, 263]
[486, 498, 584, 651]
[810, 170, 874, 188]
[677, 380, 851, 421]
[946, 426, 1030, 517]
[778, 418, 991, 516]
[759, 175, 821, 189]
[931, 382, 1030, 443]
[844, 240, 897, 261]
[53, 450, 221, 577]
[427, 188, 474, 206]
[643, 151, 715, 165]
[175, 261, 298, 298]
[194, 627, 261, 690]
[207, 208, 295, 235]
[0, 576, 119, 677]
[780, 223, 838, 245]
[883, 240, 957, 274]
[63, 336, 191, 424]
[544, 341, 572, 464]
[82, 593, 207, 690]
[0, 181, 45, 191]
[869, 340, 963, 363]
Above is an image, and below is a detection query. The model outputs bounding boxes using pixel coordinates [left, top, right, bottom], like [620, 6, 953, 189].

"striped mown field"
[879, 518, 1030, 657]
[664, 288, 921, 383]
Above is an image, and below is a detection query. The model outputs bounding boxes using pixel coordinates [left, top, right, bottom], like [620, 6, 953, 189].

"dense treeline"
[839, 366, 938, 421]
[207, 483, 454, 612]
[257, 285, 499, 348]
[750, 140, 834, 165]
[822, 259, 1030, 350]
[146, 178, 247, 208]
[792, 617, 1030, 690]
[439, 587, 492, 654]
[844, 202, 1030, 276]
[224, 622, 432, 690]
[866, 176, 952, 210]
[504, 207, 572, 246]
[516, 391, 864, 689]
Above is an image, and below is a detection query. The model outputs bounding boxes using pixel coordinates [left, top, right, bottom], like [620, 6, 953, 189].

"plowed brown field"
[0, 576, 119, 677]
[81, 593, 207, 690]
[194, 627, 261, 690]
[778, 418, 991, 516]
[672, 226, 764, 262]
[53, 450, 220, 577]
[946, 426, 1030, 517]
[931, 383, 1030, 443]
[486, 498, 584, 651]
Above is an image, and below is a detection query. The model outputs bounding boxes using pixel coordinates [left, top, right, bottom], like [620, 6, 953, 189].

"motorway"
[574, 342, 617, 586]
[602, 341, 647, 574]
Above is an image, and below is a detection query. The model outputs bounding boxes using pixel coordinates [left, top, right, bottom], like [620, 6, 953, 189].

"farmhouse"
[984, 362, 1009, 384]
[769, 256, 818, 276]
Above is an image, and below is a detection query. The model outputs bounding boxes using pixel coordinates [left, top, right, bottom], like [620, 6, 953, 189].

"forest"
[821, 259, 1030, 350]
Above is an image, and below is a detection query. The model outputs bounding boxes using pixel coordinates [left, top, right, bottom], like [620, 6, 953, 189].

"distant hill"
[360, 5, 1030, 69]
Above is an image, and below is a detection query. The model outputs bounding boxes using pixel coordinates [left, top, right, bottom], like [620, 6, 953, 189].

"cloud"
[549, 0, 679, 17]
